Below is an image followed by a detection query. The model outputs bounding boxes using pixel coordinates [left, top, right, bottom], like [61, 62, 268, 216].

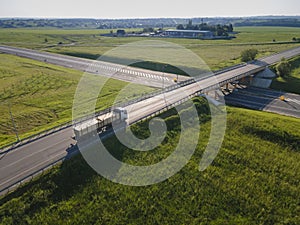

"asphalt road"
[1, 45, 300, 195]
[0, 127, 75, 194]
[0, 45, 189, 88]
[225, 87, 300, 118]
[259, 47, 300, 65]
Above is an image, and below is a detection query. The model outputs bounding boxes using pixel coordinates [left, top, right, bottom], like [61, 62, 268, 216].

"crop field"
[0, 100, 299, 224]
[0, 54, 155, 147]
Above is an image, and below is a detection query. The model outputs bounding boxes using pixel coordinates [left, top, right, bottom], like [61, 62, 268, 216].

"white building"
[165, 29, 214, 39]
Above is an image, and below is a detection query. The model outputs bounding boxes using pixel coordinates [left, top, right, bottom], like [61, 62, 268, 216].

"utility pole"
[8, 102, 20, 142]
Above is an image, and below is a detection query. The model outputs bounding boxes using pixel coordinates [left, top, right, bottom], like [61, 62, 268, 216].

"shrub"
[276, 58, 291, 77]
[241, 49, 258, 62]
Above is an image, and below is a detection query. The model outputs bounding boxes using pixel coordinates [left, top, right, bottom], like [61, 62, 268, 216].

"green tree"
[276, 58, 291, 77]
[186, 19, 194, 30]
[241, 49, 258, 62]
[216, 24, 223, 36]
[143, 27, 154, 33]
[176, 24, 184, 30]
[199, 23, 209, 31]
[228, 23, 233, 32]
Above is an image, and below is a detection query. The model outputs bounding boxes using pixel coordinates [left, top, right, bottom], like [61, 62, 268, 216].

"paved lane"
[0, 128, 75, 194]
[225, 87, 300, 118]
[0, 45, 189, 88]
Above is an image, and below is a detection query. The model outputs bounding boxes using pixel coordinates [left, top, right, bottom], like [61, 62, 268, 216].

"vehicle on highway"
[73, 107, 128, 139]
[279, 95, 285, 101]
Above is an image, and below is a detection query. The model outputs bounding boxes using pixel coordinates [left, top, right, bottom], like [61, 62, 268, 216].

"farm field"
[0, 54, 155, 147]
[0, 27, 300, 70]
[0, 100, 299, 224]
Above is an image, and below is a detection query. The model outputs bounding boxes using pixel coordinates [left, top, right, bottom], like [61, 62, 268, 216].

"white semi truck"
[73, 107, 128, 139]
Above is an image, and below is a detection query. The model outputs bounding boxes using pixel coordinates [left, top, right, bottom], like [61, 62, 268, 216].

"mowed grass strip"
[0, 53, 155, 147]
[0, 100, 299, 224]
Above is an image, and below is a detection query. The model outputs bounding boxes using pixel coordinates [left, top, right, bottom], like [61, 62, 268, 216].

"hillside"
[1, 98, 299, 225]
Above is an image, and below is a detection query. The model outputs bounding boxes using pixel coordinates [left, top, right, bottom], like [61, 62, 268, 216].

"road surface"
[0, 45, 189, 88]
[0, 127, 75, 195]
[225, 87, 300, 118]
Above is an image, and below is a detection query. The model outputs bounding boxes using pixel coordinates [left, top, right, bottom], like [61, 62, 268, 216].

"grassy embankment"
[0, 97, 299, 224]
[0, 54, 155, 147]
[271, 56, 300, 94]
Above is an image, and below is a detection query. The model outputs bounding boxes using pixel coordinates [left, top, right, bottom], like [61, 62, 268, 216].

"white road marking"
[286, 98, 300, 105]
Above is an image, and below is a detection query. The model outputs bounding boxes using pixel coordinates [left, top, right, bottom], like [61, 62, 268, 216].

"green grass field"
[44, 27, 300, 71]
[0, 53, 155, 147]
[271, 56, 300, 94]
[1, 27, 300, 71]
[0, 99, 299, 225]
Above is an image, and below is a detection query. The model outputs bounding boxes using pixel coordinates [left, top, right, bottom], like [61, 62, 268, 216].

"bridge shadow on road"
[224, 86, 300, 118]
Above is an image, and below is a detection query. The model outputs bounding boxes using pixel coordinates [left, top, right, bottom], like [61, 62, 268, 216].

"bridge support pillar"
[225, 83, 229, 90]
[249, 75, 254, 84]
[214, 91, 218, 100]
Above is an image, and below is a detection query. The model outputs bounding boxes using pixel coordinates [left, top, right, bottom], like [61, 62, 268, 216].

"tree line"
[176, 20, 233, 36]
[235, 19, 300, 27]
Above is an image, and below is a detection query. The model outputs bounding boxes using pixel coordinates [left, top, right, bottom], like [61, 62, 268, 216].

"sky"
[1, 0, 300, 19]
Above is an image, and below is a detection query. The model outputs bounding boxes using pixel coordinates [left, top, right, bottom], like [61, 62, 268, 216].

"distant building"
[165, 29, 214, 39]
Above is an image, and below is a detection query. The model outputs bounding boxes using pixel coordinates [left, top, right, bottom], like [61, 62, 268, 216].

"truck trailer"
[73, 107, 128, 139]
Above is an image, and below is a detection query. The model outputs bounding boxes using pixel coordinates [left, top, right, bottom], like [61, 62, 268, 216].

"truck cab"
[113, 107, 128, 122]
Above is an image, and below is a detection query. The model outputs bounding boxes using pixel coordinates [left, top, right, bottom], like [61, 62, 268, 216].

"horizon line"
[1, 14, 300, 20]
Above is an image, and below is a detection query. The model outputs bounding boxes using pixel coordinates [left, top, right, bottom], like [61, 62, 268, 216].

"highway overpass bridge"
[1, 45, 300, 195]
